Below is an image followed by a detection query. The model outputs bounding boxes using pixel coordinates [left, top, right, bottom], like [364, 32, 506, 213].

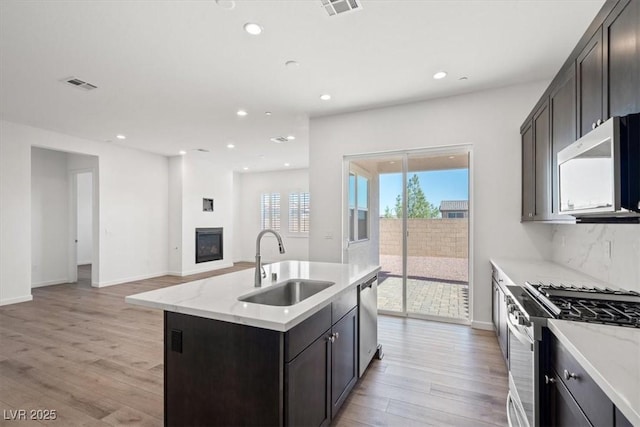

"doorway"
[345, 146, 472, 324]
[74, 171, 93, 288]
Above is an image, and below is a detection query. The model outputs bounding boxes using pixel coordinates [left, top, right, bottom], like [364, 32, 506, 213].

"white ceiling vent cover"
[270, 136, 289, 144]
[61, 76, 98, 91]
[321, 0, 362, 16]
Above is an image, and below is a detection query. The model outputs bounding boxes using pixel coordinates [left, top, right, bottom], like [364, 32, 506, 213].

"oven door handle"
[506, 392, 514, 427]
[506, 313, 534, 350]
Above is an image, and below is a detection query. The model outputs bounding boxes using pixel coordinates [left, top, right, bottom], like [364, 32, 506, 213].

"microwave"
[558, 113, 640, 217]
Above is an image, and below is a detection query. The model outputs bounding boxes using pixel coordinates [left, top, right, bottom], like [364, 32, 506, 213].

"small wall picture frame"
[203, 198, 214, 212]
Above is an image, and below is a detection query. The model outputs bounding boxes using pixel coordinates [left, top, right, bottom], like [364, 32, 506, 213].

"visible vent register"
[321, 0, 362, 16]
[61, 76, 98, 91]
[270, 136, 289, 144]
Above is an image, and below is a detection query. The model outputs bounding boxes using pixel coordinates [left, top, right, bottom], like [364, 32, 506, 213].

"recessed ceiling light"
[215, 0, 235, 9]
[116, 134, 126, 140]
[286, 135, 296, 141]
[320, 94, 331, 101]
[433, 71, 448, 80]
[237, 109, 248, 117]
[284, 163, 290, 167]
[265, 111, 272, 116]
[243, 23, 263, 35]
[285, 60, 300, 69]
[179, 150, 187, 155]
[243, 166, 249, 171]
[227, 143, 235, 149]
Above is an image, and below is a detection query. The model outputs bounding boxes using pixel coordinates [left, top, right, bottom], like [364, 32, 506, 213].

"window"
[446, 212, 465, 219]
[289, 192, 310, 233]
[349, 171, 369, 241]
[260, 193, 280, 230]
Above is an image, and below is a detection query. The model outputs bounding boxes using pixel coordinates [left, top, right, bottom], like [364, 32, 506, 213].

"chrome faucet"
[255, 229, 286, 287]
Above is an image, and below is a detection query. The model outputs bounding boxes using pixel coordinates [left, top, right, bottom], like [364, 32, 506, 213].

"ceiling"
[0, 0, 604, 172]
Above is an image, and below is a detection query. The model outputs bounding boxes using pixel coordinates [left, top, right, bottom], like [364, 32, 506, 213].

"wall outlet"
[324, 231, 333, 240]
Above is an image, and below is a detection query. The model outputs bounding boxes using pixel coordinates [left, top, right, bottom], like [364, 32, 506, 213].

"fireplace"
[195, 228, 223, 263]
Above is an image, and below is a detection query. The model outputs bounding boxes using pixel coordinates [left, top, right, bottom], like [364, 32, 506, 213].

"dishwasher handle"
[361, 275, 377, 290]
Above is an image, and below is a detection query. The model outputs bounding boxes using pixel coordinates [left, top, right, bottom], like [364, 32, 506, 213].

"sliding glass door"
[346, 148, 470, 323]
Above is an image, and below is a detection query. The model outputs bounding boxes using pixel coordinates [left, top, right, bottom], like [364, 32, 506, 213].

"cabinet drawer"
[285, 305, 331, 362]
[332, 287, 357, 324]
[551, 334, 614, 426]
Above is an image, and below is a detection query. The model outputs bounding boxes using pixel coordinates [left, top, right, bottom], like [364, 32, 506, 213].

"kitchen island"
[126, 260, 380, 426]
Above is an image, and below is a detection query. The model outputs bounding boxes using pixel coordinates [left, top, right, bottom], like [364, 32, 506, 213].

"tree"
[390, 174, 439, 218]
[383, 205, 394, 218]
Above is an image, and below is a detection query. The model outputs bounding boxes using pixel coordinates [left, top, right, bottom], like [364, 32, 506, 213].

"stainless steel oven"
[505, 286, 550, 427]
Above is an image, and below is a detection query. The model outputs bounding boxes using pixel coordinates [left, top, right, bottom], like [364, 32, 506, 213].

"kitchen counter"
[490, 258, 639, 425]
[548, 319, 640, 426]
[126, 260, 380, 331]
[490, 258, 617, 289]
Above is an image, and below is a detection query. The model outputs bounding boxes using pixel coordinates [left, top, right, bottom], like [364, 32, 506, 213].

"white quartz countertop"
[491, 258, 639, 425]
[548, 320, 640, 426]
[126, 261, 380, 332]
[490, 258, 618, 289]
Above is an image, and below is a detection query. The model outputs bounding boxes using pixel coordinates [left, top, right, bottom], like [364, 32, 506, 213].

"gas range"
[523, 281, 640, 328]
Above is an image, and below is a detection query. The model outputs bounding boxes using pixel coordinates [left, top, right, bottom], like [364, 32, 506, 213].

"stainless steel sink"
[239, 279, 334, 306]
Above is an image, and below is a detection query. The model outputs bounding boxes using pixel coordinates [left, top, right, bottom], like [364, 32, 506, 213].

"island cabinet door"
[331, 307, 358, 417]
[284, 331, 331, 427]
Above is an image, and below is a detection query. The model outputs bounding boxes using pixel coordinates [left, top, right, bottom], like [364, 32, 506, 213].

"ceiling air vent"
[61, 76, 98, 91]
[321, 0, 362, 16]
[270, 136, 289, 144]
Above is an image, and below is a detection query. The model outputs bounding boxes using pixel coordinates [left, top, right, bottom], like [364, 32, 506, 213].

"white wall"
[0, 120, 169, 304]
[76, 171, 93, 265]
[31, 147, 69, 287]
[234, 168, 310, 263]
[309, 81, 553, 327]
[168, 157, 183, 274]
[551, 224, 640, 291]
[170, 154, 235, 276]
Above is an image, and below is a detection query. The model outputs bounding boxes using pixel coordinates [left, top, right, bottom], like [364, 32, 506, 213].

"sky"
[379, 169, 469, 216]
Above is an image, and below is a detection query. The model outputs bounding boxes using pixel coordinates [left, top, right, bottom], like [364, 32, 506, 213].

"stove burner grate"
[551, 296, 640, 328]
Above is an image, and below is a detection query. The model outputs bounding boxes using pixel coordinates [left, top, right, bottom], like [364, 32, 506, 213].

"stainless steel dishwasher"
[358, 274, 382, 377]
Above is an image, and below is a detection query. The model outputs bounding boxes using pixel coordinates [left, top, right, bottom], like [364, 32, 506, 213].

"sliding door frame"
[343, 144, 474, 325]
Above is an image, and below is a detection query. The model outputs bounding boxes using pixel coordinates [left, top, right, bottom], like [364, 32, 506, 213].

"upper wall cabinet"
[577, 28, 604, 137]
[550, 65, 577, 220]
[604, 0, 640, 118]
[521, 121, 535, 221]
[520, 0, 640, 222]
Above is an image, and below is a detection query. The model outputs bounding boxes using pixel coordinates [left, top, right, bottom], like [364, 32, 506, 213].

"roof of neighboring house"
[439, 200, 468, 212]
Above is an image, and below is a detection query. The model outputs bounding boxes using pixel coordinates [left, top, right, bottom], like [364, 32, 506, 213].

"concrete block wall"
[379, 218, 468, 258]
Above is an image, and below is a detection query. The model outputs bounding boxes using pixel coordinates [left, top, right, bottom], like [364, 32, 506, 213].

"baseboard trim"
[471, 320, 494, 331]
[97, 271, 170, 288]
[32, 278, 69, 288]
[0, 295, 33, 306]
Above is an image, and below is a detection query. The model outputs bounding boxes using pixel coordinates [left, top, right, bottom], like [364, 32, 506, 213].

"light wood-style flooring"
[0, 264, 508, 426]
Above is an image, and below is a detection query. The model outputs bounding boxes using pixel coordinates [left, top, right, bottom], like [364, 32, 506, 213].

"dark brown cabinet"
[542, 333, 634, 427]
[604, 0, 640, 118]
[520, 0, 640, 222]
[165, 292, 359, 427]
[577, 27, 604, 137]
[491, 277, 508, 364]
[330, 307, 358, 417]
[285, 332, 331, 427]
[533, 101, 551, 220]
[521, 121, 535, 221]
[550, 65, 577, 219]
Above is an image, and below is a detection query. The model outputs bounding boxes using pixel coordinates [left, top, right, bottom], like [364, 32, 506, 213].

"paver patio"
[377, 255, 469, 319]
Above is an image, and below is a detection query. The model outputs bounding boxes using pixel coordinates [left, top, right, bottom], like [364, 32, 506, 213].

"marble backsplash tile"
[550, 224, 640, 291]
